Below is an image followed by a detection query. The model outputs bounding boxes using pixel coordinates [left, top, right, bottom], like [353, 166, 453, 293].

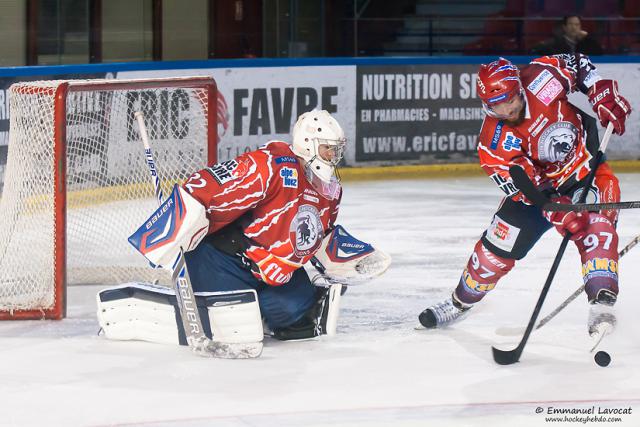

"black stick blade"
[492, 345, 522, 365]
[508, 166, 550, 208]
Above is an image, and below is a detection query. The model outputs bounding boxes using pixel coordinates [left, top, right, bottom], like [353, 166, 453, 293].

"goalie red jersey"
[478, 56, 610, 203]
[183, 141, 341, 286]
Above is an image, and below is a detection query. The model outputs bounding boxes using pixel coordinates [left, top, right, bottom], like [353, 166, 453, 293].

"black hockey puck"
[594, 351, 611, 367]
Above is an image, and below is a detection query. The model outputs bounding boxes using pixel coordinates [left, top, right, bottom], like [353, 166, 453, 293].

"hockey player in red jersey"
[418, 56, 631, 336]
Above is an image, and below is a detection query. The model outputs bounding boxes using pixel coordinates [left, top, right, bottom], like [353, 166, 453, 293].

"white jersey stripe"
[245, 196, 301, 238]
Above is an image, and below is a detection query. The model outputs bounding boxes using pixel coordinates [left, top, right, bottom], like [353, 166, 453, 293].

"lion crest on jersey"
[289, 205, 323, 257]
[537, 121, 578, 163]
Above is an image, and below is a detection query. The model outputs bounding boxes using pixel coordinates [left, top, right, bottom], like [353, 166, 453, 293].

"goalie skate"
[418, 294, 471, 329]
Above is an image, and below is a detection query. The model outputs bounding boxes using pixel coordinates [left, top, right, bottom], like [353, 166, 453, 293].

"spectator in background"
[532, 15, 603, 56]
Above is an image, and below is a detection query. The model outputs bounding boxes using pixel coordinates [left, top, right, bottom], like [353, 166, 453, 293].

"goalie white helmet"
[292, 110, 346, 185]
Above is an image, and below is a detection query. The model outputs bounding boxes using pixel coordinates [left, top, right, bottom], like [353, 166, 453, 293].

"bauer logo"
[590, 87, 610, 105]
[527, 69, 553, 94]
[528, 114, 549, 137]
[280, 167, 298, 188]
[145, 198, 174, 230]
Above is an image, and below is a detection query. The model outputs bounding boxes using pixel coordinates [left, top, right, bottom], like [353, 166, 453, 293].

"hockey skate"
[418, 294, 472, 329]
[588, 289, 617, 337]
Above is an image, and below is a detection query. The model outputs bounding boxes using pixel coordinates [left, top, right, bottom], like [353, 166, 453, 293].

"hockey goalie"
[97, 110, 391, 353]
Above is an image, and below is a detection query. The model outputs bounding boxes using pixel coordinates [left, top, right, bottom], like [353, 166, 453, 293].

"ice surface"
[1, 174, 639, 427]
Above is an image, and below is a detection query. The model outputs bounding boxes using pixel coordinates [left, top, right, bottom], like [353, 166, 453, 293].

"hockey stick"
[492, 123, 614, 365]
[495, 235, 639, 336]
[507, 165, 640, 212]
[535, 233, 640, 330]
[135, 111, 262, 358]
[135, 111, 164, 204]
[540, 200, 640, 212]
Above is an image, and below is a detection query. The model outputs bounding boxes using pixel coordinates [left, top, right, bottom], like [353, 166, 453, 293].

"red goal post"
[0, 77, 217, 320]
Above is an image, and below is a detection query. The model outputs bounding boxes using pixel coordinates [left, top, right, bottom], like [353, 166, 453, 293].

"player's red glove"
[544, 196, 590, 241]
[588, 79, 631, 135]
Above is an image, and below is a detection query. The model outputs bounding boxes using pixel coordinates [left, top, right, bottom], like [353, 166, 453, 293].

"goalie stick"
[135, 111, 164, 204]
[491, 123, 614, 365]
[135, 111, 262, 359]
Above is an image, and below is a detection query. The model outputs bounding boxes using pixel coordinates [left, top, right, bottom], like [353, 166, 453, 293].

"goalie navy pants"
[184, 242, 317, 329]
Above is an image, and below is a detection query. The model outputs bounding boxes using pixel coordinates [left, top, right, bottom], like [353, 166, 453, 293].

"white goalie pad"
[97, 282, 263, 346]
[311, 225, 391, 285]
[323, 283, 342, 336]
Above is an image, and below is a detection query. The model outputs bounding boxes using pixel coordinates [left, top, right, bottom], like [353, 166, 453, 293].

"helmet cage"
[314, 137, 346, 167]
[291, 110, 346, 184]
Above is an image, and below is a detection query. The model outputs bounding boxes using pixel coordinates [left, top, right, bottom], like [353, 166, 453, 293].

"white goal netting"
[0, 77, 216, 318]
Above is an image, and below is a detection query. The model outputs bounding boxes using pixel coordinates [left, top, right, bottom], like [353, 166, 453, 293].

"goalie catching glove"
[310, 225, 391, 285]
[128, 185, 209, 269]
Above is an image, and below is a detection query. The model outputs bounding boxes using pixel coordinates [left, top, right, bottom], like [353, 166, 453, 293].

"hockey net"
[0, 77, 217, 319]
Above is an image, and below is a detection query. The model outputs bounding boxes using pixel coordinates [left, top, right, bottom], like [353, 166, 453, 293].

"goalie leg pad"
[184, 244, 320, 331]
[454, 240, 515, 305]
[271, 283, 343, 340]
[258, 267, 318, 329]
[97, 282, 263, 346]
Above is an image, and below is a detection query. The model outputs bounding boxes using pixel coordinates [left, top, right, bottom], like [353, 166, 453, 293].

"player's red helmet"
[477, 58, 523, 119]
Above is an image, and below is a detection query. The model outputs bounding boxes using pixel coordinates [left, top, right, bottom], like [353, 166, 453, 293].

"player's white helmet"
[292, 110, 346, 184]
